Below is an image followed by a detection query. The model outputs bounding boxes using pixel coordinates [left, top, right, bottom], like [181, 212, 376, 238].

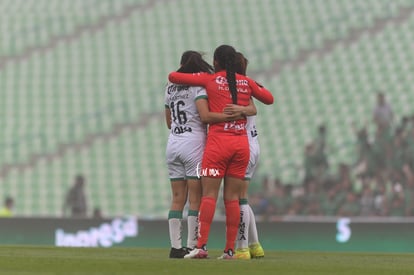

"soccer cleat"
[249, 243, 264, 258]
[184, 247, 208, 259]
[217, 249, 234, 260]
[235, 248, 251, 260]
[169, 247, 190, 259]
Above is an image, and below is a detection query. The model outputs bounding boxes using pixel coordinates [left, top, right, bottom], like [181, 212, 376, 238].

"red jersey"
[168, 71, 273, 135]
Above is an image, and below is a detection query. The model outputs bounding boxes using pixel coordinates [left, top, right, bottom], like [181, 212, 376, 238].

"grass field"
[0, 246, 413, 275]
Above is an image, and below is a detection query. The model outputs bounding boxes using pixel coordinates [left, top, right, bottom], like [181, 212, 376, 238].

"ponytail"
[214, 45, 238, 104]
[225, 54, 237, 104]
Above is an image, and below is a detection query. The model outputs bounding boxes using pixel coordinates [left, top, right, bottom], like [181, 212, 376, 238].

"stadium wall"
[0, 217, 413, 253]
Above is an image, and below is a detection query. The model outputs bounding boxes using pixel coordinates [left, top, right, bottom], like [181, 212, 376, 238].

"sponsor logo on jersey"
[218, 86, 249, 94]
[167, 85, 190, 95]
[224, 121, 246, 132]
[215, 76, 249, 86]
[173, 126, 192, 134]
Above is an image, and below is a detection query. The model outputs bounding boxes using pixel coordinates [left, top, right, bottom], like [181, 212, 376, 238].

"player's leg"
[219, 175, 242, 259]
[247, 205, 265, 258]
[186, 177, 201, 249]
[168, 179, 188, 258]
[218, 136, 248, 259]
[166, 140, 190, 258]
[183, 139, 204, 250]
[185, 134, 228, 259]
[197, 176, 221, 247]
[195, 134, 226, 250]
[184, 176, 221, 259]
[235, 180, 251, 259]
[245, 153, 264, 258]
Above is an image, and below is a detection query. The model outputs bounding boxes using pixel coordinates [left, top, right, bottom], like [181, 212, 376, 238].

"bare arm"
[196, 98, 243, 124]
[223, 98, 257, 117]
[165, 107, 172, 129]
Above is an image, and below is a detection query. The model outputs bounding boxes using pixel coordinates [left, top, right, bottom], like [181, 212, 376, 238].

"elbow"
[262, 99, 274, 105]
[255, 94, 274, 105]
[267, 97, 274, 105]
[166, 119, 171, 129]
[168, 73, 175, 82]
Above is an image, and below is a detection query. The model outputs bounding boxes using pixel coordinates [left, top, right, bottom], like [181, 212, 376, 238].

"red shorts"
[201, 134, 249, 179]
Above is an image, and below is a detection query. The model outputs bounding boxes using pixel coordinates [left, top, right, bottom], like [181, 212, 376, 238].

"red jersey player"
[169, 45, 273, 259]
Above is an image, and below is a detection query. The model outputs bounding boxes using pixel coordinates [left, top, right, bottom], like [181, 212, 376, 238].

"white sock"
[168, 210, 183, 249]
[186, 211, 198, 249]
[248, 205, 260, 245]
[236, 203, 250, 249]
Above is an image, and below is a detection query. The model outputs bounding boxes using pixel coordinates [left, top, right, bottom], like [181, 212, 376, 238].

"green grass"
[0, 246, 413, 274]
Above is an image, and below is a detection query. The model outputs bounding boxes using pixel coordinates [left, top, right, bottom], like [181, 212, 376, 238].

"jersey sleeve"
[168, 72, 210, 87]
[194, 86, 208, 101]
[248, 77, 274, 105]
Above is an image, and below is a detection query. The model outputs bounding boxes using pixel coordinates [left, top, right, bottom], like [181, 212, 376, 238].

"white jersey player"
[164, 51, 212, 259]
[165, 83, 207, 182]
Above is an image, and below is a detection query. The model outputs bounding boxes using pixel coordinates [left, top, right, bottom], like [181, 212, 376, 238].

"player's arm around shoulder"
[168, 72, 210, 86]
[247, 76, 274, 105]
[195, 98, 243, 124]
[223, 98, 257, 117]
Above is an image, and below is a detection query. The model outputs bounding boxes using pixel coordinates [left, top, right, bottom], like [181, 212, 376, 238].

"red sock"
[224, 200, 240, 252]
[197, 197, 216, 248]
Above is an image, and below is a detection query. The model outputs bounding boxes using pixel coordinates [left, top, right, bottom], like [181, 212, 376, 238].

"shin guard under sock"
[224, 199, 240, 252]
[197, 197, 216, 248]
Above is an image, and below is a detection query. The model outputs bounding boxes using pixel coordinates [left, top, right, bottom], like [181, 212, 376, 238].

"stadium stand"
[0, 0, 413, 217]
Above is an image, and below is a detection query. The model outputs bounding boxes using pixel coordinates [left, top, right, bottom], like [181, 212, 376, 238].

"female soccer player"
[165, 51, 244, 258]
[169, 45, 273, 259]
[223, 52, 265, 259]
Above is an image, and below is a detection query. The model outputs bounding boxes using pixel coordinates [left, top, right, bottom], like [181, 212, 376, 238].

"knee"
[172, 191, 186, 205]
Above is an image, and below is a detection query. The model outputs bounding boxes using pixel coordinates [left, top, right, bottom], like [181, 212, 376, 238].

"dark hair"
[234, 52, 248, 75]
[213, 45, 238, 104]
[177, 51, 213, 74]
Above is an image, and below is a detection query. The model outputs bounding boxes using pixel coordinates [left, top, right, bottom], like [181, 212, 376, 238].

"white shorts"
[245, 140, 260, 180]
[166, 137, 205, 180]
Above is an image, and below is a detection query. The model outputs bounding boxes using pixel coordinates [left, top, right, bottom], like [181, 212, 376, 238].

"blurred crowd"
[249, 93, 414, 218]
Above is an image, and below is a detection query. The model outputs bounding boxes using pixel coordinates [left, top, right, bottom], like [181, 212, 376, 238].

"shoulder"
[243, 75, 258, 84]
[189, 85, 205, 91]
[192, 86, 207, 99]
